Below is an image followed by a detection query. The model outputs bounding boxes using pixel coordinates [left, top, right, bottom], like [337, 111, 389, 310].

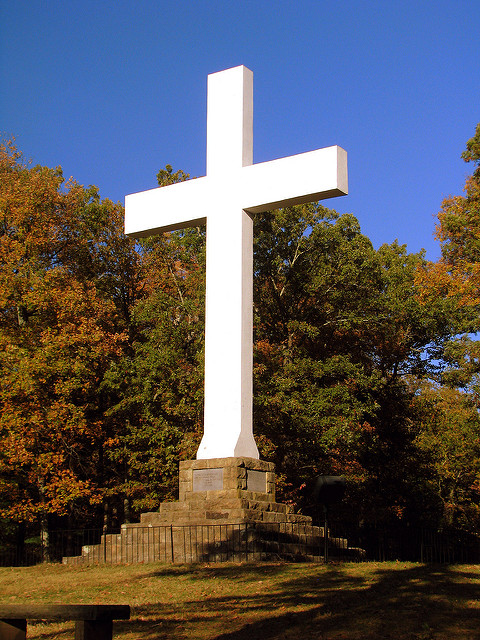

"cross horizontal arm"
[125, 177, 210, 238]
[241, 146, 348, 213]
[125, 146, 347, 240]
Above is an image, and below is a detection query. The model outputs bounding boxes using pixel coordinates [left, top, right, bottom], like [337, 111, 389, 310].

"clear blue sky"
[1, 0, 479, 260]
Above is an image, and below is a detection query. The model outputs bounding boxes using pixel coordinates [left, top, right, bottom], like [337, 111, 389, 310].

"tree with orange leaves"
[0, 139, 140, 547]
[412, 124, 480, 532]
[416, 124, 480, 395]
[418, 124, 480, 315]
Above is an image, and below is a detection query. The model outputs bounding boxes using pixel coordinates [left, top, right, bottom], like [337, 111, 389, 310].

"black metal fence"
[0, 529, 105, 567]
[337, 525, 480, 564]
[54, 523, 326, 565]
[1, 523, 480, 567]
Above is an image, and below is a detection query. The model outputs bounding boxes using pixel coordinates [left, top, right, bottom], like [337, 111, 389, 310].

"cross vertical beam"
[199, 66, 257, 458]
[206, 66, 253, 173]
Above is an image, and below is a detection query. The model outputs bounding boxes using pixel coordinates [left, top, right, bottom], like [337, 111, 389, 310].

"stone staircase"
[62, 458, 363, 564]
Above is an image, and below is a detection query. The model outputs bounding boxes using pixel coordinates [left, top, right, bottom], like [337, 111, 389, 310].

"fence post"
[323, 506, 328, 563]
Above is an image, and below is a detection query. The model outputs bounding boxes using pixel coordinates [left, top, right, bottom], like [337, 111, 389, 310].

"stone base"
[63, 458, 359, 565]
[140, 457, 311, 526]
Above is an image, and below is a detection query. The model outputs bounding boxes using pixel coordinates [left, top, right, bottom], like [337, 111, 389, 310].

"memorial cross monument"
[125, 65, 348, 461]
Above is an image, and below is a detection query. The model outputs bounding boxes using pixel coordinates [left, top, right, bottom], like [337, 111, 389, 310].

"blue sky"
[1, 0, 479, 260]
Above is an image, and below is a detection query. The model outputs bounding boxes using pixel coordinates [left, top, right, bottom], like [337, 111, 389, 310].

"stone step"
[60, 456, 365, 565]
[140, 507, 310, 526]
[142, 498, 295, 523]
[62, 522, 362, 566]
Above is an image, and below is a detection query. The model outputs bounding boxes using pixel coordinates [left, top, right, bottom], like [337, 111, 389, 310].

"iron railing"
[2, 523, 480, 566]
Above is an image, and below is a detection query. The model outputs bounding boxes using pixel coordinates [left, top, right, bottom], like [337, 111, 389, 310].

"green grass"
[1, 561, 480, 639]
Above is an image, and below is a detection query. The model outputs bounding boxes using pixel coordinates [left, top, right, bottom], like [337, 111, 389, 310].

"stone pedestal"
[63, 458, 342, 565]
[139, 457, 311, 527]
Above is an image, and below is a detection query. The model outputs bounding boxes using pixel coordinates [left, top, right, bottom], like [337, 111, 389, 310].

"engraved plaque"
[193, 468, 224, 491]
[247, 469, 267, 492]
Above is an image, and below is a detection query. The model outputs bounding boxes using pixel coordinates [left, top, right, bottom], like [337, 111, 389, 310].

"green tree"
[252, 204, 449, 526]
[411, 123, 480, 532]
[3, 135, 473, 541]
[109, 194, 453, 528]
[104, 168, 206, 514]
[414, 383, 480, 532]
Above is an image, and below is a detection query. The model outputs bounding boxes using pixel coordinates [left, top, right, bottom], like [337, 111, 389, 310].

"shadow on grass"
[134, 561, 291, 582]
[28, 563, 480, 640]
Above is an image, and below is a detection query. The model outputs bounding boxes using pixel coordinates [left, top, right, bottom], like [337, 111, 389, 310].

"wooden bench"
[0, 605, 130, 640]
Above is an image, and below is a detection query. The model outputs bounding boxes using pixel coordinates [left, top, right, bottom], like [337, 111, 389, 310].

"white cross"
[125, 65, 348, 460]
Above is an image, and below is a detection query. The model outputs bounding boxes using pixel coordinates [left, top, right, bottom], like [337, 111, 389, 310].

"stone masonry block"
[206, 489, 233, 500]
[248, 491, 268, 501]
[206, 498, 248, 510]
[178, 468, 191, 481]
[205, 458, 230, 469]
[159, 502, 188, 511]
[205, 511, 229, 520]
[179, 460, 195, 470]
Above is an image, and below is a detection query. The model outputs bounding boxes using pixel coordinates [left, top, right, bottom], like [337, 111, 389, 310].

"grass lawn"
[1, 561, 480, 639]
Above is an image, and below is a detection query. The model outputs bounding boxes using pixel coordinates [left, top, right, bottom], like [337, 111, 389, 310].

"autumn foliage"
[0, 140, 134, 528]
[2, 125, 480, 546]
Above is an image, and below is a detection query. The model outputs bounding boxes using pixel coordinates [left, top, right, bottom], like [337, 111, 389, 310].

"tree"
[0, 139, 139, 536]
[412, 123, 480, 531]
[415, 124, 480, 399]
[3, 134, 476, 541]
[252, 204, 449, 526]
[105, 194, 453, 528]
[417, 123, 480, 323]
[103, 167, 206, 513]
[414, 382, 480, 532]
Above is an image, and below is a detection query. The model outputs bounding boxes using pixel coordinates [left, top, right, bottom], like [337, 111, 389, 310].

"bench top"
[0, 605, 130, 621]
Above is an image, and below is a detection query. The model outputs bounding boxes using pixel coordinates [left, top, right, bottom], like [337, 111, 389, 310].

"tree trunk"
[38, 479, 50, 562]
[15, 521, 26, 565]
